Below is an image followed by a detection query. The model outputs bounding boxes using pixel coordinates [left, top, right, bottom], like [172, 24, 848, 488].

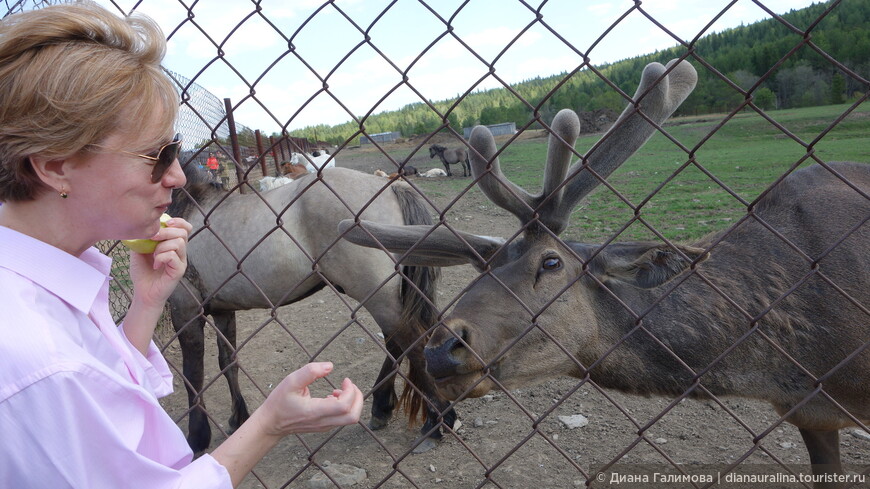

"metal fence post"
[223, 97, 246, 194]
[268, 135, 280, 175]
[255, 130, 268, 177]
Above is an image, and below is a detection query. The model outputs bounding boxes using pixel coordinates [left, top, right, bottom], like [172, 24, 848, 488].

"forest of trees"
[277, 0, 869, 146]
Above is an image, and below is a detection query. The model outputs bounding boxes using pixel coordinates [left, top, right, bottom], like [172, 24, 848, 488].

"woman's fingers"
[164, 217, 193, 233]
[339, 378, 364, 421]
[264, 364, 363, 434]
[151, 218, 191, 271]
[287, 362, 334, 391]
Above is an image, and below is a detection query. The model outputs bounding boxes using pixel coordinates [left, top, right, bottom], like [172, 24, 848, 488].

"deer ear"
[338, 219, 506, 271]
[602, 243, 709, 289]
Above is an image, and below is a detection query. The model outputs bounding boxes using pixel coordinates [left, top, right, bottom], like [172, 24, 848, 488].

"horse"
[419, 168, 447, 178]
[280, 161, 309, 179]
[428, 144, 470, 177]
[376, 166, 418, 179]
[389, 165, 419, 179]
[166, 163, 455, 455]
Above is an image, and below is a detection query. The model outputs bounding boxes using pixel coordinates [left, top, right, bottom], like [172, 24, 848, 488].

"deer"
[339, 59, 870, 487]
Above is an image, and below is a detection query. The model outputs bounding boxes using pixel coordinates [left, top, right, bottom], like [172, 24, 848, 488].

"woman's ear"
[28, 154, 71, 196]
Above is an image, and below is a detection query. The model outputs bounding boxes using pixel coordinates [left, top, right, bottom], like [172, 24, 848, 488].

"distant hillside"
[284, 0, 869, 145]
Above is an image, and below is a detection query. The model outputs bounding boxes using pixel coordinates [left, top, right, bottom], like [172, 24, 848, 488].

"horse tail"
[390, 184, 441, 426]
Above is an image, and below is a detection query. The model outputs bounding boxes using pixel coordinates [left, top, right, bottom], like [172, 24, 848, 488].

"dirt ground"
[157, 135, 869, 489]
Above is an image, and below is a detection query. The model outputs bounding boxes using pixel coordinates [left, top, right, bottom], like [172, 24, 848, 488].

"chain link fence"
[5, 1, 870, 488]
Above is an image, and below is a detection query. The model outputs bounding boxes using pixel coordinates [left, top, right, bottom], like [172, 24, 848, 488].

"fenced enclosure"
[5, 1, 869, 488]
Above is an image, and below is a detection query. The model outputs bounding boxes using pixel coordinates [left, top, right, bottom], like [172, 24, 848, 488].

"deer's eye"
[542, 256, 562, 271]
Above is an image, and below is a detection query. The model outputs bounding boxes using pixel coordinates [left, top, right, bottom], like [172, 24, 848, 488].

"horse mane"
[389, 184, 440, 426]
[168, 161, 227, 219]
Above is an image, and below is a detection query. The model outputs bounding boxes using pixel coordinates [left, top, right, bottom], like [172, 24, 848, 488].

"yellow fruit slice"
[121, 213, 172, 254]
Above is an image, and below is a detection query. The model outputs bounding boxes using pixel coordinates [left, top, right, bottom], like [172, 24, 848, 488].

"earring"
[60, 186, 68, 199]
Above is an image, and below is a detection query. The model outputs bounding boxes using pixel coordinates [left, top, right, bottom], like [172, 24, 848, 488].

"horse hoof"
[412, 438, 440, 454]
[369, 416, 390, 431]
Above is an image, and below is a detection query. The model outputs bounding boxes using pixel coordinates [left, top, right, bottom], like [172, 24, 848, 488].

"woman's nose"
[163, 158, 186, 189]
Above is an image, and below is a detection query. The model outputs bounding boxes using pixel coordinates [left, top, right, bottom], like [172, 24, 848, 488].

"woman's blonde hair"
[0, 1, 178, 201]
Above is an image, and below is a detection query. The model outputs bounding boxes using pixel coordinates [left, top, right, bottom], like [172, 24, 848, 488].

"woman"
[0, 3, 362, 488]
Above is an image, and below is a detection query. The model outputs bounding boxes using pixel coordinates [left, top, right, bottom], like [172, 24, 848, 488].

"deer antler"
[468, 59, 697, 235]
[554, 59, 697, 226]
[467, 108, 580, 231]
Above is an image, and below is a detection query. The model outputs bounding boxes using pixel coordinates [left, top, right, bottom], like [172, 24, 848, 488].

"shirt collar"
[0, 226, 111, 314]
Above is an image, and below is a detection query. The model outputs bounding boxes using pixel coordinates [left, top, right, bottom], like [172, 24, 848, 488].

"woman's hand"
[212, 362, 364, 487]
[128, 217, 192, 307]
[123, 217, 192, 355]
[259, 362, 364, 436]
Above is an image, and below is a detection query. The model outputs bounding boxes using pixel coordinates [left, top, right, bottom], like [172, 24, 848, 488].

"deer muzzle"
[424, 319, 495, 400]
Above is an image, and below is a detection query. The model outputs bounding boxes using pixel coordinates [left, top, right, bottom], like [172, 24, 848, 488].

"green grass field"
[429, 103, 869, 243]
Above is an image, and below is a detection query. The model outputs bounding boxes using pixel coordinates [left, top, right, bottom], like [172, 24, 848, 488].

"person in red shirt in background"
[206, 152, 219, 180]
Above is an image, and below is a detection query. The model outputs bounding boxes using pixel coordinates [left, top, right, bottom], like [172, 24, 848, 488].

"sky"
[87, 0, 819, 135]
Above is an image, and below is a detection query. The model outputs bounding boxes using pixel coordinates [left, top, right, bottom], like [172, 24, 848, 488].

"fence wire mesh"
[5, 1, 870, 488]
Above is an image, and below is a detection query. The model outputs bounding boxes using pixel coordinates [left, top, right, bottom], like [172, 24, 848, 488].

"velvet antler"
[468, 59, 698, 234]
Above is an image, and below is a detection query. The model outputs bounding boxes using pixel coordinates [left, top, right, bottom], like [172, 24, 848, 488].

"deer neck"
[583, 269, 775, 400]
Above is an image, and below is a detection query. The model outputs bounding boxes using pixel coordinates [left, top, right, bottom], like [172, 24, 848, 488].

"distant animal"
[340, 60, 870, 487]
[388, 165, 418, 179]
[419, 168, 447, 178]
[376, 166, 418, 179]
[291, 151, 336, 173]
[168, 164, 455, 456]
[257, 175, 295, 192]
[280, 161, 309, 179]
[429, 144, 470, 177]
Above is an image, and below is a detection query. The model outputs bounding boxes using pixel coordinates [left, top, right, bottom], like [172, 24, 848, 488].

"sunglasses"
[90, 133, 183, 183]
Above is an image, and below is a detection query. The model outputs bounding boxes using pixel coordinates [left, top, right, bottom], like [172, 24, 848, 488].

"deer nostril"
[457, 326, 470, 346]
[425, 335, 463, 379]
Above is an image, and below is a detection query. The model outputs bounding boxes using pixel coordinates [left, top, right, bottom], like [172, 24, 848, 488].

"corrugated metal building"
[463, 122, 516, 139]
[360, 131, 401, 145]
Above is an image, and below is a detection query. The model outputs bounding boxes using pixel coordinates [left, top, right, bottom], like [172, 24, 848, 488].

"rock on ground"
[308, 463, 367, 489]
[558, 414, 589, 429]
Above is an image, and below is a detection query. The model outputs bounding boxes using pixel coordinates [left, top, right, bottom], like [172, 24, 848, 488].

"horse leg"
[441, 157, 452, 176]
[213, 310, 250, 434]
[799, 428, 844, 489]
[370, 334, 456, 452]
[406, 341, 456, 454]
[369, 338, 402, 430]
[172, 309, 211, 455]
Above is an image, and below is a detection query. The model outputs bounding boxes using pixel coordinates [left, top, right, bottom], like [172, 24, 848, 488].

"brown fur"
[280, 161, 309, 178]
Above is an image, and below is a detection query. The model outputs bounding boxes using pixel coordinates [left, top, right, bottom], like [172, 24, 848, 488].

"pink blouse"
[0, 225, 231, 488]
